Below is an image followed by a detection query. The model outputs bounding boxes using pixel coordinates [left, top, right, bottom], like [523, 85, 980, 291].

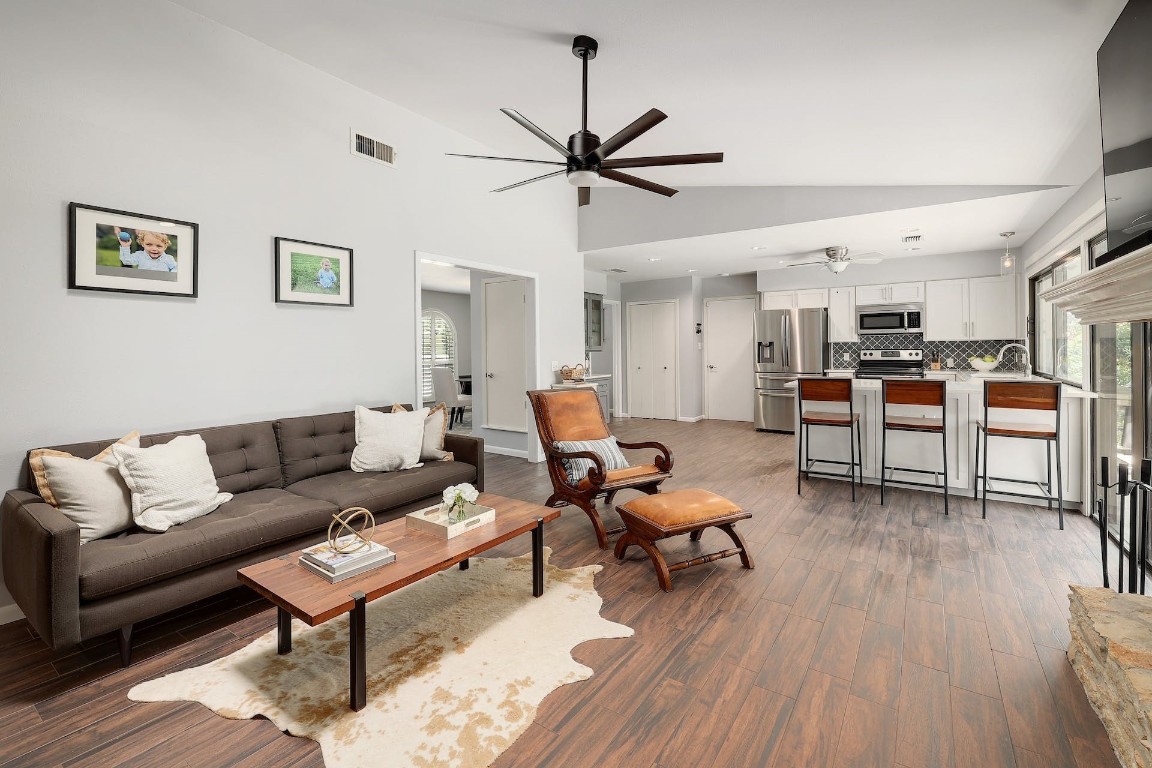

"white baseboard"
[613, 412, 630, 418]
[484, 446, 529, 459]
[678, 415, 704, 423]
[0, 602, 25, 626]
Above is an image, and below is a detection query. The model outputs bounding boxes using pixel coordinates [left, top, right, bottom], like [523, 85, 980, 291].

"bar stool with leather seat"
[796, 378, 862, 501]
[973, 380, 1064, 529]
[880, 379, 949, 514]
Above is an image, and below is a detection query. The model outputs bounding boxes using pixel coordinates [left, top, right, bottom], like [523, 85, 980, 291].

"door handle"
[708, 364, 716, 370]
[486, 372, 494, 378]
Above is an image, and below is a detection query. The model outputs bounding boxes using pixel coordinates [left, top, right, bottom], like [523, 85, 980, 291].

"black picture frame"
[68, 202, 198, 298]
[274, 237, 354, 307]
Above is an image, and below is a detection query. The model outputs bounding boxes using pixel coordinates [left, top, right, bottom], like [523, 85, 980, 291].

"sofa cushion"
[287, 461, 477, 516]
[33, 421, 283, 496]
[78, 489, 338, 601]
[276, 406, 404, 486]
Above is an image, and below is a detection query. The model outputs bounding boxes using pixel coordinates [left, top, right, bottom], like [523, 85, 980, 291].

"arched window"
[421, 310, 457, 402]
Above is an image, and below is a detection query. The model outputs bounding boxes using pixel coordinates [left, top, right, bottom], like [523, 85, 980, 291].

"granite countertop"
[805, 372, 1094, 398]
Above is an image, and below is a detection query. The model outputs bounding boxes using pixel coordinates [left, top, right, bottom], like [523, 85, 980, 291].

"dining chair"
[432, 367, 472, 429]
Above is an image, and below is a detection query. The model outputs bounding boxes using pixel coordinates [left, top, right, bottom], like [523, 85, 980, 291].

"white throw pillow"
[351, 406, 427, 472]
[29, 431, 140, 506]
[391, 403, 452, 461]
[36, 455, 134, 544]
[113, 434, 233, 533]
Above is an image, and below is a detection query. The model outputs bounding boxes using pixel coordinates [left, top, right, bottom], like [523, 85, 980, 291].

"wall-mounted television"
[1098, 0, 1152, 265]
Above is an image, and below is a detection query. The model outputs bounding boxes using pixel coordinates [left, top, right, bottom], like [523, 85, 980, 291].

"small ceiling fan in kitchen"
[446, 35, 724, 207]
[779, 246, 885, 274]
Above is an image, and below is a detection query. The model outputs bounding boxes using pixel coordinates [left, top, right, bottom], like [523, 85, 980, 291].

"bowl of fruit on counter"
[968, 355, 998, 372]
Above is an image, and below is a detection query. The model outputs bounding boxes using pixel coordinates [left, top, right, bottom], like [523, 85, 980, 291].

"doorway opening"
[414, 252, 541, 461]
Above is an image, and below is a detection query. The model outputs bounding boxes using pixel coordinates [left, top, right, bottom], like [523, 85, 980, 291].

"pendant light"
[1000, 231, 1016, 276]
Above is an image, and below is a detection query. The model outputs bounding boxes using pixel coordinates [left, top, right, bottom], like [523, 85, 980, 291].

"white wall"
[421, 290, 472, 376]
[702, 273, 758, 298]
[757, 250, 1003, 292]
[0, 0, 581, 618]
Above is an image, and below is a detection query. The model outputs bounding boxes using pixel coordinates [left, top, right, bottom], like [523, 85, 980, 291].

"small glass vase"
[448, 499, 469, 523]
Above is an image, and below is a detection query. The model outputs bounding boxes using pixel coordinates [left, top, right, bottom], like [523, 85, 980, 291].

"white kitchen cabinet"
[924, 279, 969, 341]
[924, 275, 1017, 341]
[761, 289, 828, 310]
[969, 276, 1018, 340]
[828, 287, 856, 342]
[855, 281, 924, 305]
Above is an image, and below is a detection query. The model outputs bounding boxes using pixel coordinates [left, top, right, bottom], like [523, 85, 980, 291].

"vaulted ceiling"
[175, 0, 1126, 279]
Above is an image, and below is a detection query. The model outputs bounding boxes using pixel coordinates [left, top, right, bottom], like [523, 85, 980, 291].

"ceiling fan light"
[826, 261, 849, 274]
[567, 169, 600, 187]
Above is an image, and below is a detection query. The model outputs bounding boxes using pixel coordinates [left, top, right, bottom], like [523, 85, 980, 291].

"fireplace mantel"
[1042, 242, 1152, 325]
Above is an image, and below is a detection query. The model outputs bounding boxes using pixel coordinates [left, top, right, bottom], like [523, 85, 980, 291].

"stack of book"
[299, 536, 396, 583]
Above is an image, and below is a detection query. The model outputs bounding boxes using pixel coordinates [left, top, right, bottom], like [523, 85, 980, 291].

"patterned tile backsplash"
[830, 334, 1028, 371]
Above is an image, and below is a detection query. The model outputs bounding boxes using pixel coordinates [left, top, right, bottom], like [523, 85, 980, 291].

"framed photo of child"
[274, 237, 354, 307]
[68, 203, 198, 297]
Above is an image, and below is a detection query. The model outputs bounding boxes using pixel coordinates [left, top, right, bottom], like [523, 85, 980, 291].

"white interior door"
[705, 297, 756, 421]
[483, 277, 527, 431]
[628, 301, 677, 420]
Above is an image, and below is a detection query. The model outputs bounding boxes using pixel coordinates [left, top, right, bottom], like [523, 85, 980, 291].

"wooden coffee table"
[237, 493, 560, 711]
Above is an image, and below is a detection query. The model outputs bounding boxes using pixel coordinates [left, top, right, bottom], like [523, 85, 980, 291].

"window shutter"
[420, 310, 458, 402]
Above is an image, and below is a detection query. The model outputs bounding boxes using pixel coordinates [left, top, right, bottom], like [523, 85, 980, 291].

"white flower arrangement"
[443, 483, 479, 521]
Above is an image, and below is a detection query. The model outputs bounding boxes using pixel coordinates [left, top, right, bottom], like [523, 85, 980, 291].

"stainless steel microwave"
[856, 303, 923, 335]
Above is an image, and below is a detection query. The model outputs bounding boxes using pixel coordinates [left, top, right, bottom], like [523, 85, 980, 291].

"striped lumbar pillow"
[555, 438, 629, 484]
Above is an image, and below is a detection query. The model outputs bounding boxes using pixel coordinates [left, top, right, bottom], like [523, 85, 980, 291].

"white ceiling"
[175, 0, 1125, 278]
[420, 262, 472, 294]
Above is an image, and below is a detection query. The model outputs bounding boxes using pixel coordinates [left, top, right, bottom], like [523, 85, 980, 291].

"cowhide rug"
[129, 548, 631, 767]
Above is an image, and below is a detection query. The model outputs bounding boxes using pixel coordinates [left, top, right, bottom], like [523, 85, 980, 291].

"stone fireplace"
[1068, 584, 1152, 767]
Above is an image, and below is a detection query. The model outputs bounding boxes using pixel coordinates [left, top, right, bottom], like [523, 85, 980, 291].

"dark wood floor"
[0, 418, 1120, 767]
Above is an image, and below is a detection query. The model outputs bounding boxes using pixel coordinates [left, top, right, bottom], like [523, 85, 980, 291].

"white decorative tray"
[405, 503, 496, 540]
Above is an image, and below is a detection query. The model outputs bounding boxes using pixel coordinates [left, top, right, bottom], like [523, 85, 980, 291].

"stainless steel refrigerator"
[754, 308, 829, 432]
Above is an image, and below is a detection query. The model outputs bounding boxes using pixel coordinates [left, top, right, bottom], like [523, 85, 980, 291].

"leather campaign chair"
[528, 388, 673, 549]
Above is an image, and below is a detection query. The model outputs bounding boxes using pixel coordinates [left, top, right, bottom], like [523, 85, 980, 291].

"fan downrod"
[572, 35, 598, 59]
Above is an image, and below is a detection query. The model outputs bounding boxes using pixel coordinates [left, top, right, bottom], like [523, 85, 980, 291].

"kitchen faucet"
[996, 343, 1031, 378]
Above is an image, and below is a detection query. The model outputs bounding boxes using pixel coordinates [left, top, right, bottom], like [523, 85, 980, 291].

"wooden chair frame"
[528, 388, 674, 548]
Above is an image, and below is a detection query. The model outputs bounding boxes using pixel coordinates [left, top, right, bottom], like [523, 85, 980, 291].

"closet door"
[482, 278, 527, 431]
[627, 301, 677, 420]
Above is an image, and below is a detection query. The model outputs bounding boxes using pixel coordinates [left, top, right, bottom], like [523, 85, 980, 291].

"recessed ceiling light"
[905, 247, 921, 252]
[1108, 197, 1121, 202]
[687, 269, 698, 273]
[420, 259, 454, 267]
[751, 245, 768, 251]
[719, 273, 730, 276]
[778, 260, 785, 264]
[648, 257, 661, 262]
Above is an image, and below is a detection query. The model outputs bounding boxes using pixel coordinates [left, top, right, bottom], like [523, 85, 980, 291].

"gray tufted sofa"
[1, 405, 483, 664]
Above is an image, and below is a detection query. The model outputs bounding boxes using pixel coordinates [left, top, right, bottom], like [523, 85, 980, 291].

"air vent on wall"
[901, 234, 922, 244]
[608, 268, 628, 273]
[350, 129, 396, 168]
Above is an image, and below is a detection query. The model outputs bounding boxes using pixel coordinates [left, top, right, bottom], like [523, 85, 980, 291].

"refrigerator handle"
[781, 314, 790, 368]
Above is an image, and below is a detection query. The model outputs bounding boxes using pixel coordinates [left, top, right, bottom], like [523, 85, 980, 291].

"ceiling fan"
[447, 35, 723, 207]
[782, 246, 885, 274]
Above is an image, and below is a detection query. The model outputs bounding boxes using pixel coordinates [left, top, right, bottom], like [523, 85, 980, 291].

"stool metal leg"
[1046, 441, 1054, 511]
[1055, 437, 1064, 530]
[880, 422, 887, 506]
[981, 428, 990, 519]
[972, 425, 981, 500]
[796, 421, 803, 495]
[941, 425, 949, 516]
[855, 420, 863, 491]
[849, 422, 857, 503]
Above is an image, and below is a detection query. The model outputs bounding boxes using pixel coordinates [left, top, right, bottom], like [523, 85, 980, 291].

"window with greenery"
[420, 310, 457, 402]
[1030, 249, 1085, 384]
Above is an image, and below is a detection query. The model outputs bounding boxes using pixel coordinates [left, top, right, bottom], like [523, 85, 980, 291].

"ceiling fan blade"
[594, 108, 667, 160]
[446, 153, 566, 166]
[601, 152, 724, 169]
[853, 258, 884, 264]
[784, 261, 828, 267]
[578, 187, 591, 207]
[599, 169, 678, 197]
[491, 169, 566, 193]
[500, 108, 571, 158]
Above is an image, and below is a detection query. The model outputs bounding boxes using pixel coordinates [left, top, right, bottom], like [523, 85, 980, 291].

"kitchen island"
[787, 374, 1095, 509]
